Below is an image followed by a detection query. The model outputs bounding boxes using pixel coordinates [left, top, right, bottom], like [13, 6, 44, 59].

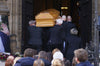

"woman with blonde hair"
[51, 48, 64, 65]
[52, 59, 64, 66]
[33, 59, 45, 66]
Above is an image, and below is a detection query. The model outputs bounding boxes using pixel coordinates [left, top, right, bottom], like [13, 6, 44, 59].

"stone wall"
[7, 0, 22, 54]
[98, 0, 100, 15]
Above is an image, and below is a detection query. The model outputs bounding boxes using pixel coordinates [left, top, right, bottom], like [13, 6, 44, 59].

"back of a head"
[70, 28, 78, 35]
[29, 20, 36, 25]
[53, 51, 64, 61]
[67, 15, 72, 22]
[46, 52, 53, 62]
[5, 56, 14, 66]
[52, 59, 64, 66]
[38, 51, 47, 59]
[52, 48, 60, 55]
[24, 48, 35, 57]
[62, 15, 66, 21]
[74, 48, 88, 62]
[33, 59, 45, 66]
[64, 60, 70, 66]
[56, 19, 63, 25]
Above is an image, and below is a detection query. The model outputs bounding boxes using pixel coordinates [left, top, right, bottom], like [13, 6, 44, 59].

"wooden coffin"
[35, 9, 60, 27]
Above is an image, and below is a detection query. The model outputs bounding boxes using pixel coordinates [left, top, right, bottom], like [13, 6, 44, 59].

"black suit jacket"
[65, 35, 82, 61]
[48, 25, 64, 45]
[28, 26, 43, 45]
[63, 22, 76, 37]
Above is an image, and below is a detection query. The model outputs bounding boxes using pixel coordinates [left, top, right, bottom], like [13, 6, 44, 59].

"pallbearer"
[47, 18, 64, 52]
[27, 20, 43, 52]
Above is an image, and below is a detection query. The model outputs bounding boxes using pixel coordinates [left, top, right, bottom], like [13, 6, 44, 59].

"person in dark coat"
[27, 20, 43, 51]
[47, 19, 64, 52]
[15, 48, 36, 66]
[38, 51, 51, 66]
[74, 48, 93, 66]
[65, 28, 82, 62]
[62, 16, 76, 57]
[63, 16, 76, 37]
[77, 0, 92, 48]
[0, 31, 11, 52]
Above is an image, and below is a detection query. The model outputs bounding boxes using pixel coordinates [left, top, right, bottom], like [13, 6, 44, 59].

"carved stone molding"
[0, 0, 9, 15]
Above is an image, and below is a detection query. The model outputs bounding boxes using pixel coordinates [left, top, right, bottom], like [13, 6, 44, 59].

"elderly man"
[47, 19, 64, 52]
[27, 20, 43, 52]
[65, 28, 82, 62]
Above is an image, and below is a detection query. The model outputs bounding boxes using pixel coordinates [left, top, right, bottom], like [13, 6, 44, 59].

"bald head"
[67, 16, 72, 22]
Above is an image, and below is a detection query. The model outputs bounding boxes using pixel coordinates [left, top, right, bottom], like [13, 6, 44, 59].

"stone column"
[98, 0, 100, 15]
[7, 0, 22, 54]
[92, 0, 100, 41]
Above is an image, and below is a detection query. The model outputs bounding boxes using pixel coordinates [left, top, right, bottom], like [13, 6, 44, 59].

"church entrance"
[22, 0, 92, 52]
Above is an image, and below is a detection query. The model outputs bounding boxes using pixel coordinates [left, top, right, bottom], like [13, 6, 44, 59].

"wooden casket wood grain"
[35, 9, 60, 27]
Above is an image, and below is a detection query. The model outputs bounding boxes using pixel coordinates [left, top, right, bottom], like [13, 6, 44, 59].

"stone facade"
[0, 0, 9, 15]
[98, 0, 100, 15]
[92, 0, 99, 41]
[7, 0, 22, 54]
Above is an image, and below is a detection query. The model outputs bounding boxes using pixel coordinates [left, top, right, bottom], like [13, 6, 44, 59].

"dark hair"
[64, 60, 70, 66]
[38, 51, 47, 59]
[72, 57, 77, 66]
[74, 48, 88, 62]
[46, 52, 53, 62]
[24, 48, 35, 57]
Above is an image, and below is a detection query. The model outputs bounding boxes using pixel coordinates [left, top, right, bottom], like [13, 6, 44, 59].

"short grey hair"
[29, 20, 36, 25]
[70, 28, 78, 35]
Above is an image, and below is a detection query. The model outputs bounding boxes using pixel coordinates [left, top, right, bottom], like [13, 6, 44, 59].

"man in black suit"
[47, 19, 64, 52]
[62, 16, 77, 57]
[27, 20, 43, 51]
[63, 16, 76, 37]
[65, 28, 82, 63]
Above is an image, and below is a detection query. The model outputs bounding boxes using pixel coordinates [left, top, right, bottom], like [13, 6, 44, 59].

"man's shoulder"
[17, 57, 35, 62]
[76, 61, 93, 66]
[15, 57, 35, 66]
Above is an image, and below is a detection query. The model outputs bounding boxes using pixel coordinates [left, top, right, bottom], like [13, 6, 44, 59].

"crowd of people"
[0, 15, 93, 66]
[27, 15, 82, 62]
[5, 48, 93, 66]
